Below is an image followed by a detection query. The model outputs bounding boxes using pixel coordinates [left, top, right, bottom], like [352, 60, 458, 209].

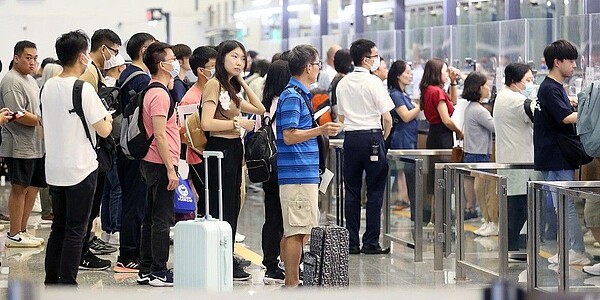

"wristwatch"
[233, 117, 240, 130]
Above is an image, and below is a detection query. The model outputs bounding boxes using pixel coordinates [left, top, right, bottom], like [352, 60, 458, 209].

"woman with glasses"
[200, 40, 266, 281]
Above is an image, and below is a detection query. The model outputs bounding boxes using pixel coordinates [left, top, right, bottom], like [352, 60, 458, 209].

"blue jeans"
[463, 153, 490, 163]
[101, 157, 121, 233]
[542, 170, 585, 253]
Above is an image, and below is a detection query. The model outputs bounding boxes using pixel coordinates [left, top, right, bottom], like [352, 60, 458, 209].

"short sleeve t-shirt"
[423, 85, 454, 125]
[142, 80, 181, 166]
[201, 79, 242, 138]
[0, 69, 44, 159]
[180, 84, 203, 164]
[41, 77, 108, 186]
[276, 78, 320, 185]
[389, 88, 418, 149]
[534, 76, 574, 171]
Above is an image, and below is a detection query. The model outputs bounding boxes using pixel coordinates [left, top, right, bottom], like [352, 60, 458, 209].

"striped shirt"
[276, 78, 320, 185]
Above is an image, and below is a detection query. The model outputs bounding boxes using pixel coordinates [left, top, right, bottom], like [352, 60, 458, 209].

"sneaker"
[583, 263, 600, 276]
[89, 236, 117, 255]
[20, 231, 44, 244]
[234, 255, 251, 268]
[41, 213, 54, 221]
[109, 232, 120, 245]
[263, 267, 285, 285]
[474, 222, 490, 236]
[114, 258, 140, 273]
[137, 270, 153, 285]
[100, 232, 111, 244]
[0, 213, 10, 223]
[235, 232, 246, 243]
[233, 264, 252, 281]
[149, 270, 174, 287]
[548, 249, 591, 265]
[5, 232, 41, 248]
[79, 252, 111, 271]
[478, 222, 499, 237]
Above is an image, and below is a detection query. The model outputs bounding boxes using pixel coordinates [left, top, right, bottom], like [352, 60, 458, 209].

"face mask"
[370, 56, 380, 72]
[186, 70, 197, 83]
[103, 54, 120, 70]
[163, 60, 180, 78]
[522, 82, 534, 97]
[102, 46, 115, 65]
[84, 55, 93, 70]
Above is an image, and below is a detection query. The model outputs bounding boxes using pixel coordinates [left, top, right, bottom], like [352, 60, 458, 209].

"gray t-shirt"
[0, 69, 44, 158]
[463, 101, 495, 155]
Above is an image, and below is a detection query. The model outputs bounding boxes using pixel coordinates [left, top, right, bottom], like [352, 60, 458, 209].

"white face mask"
[83, 55, 93, 70]
[370, 56, 380, 72]
[103, 54, 120, 70]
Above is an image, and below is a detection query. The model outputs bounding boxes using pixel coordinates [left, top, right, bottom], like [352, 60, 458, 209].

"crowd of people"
[0, 28, 597, 289]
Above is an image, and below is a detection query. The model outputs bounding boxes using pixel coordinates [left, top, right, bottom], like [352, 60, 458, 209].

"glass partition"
[475, 21, 500, 77]
[377, 30, 397, 62]
[527, 18, 555, 69]
[453, 24, 477, 72]
[585, 14, 600, 86]
[321, 34, 350, 58]
[430, 26, 452, 63]
[405, 27, 431, 63]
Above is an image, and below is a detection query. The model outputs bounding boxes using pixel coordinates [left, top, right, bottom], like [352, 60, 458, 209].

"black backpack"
[71, 80, 116, 173]
[245, 114, 277, 183]
[120, 82, 174, 160]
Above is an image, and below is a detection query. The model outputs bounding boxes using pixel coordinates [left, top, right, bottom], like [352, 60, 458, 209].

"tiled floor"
[1, 183, 600, 298]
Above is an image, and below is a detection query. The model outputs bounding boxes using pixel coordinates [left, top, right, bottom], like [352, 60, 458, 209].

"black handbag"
[556, 133, 593, 168]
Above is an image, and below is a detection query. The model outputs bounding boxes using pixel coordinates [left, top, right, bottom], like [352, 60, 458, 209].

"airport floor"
[1, 183, 600, 298]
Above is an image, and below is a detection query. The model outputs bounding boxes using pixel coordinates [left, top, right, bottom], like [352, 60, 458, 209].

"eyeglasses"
[365, 54, 379, 59]
[105, 45, 119, 55]
[310, 61, 322, 69]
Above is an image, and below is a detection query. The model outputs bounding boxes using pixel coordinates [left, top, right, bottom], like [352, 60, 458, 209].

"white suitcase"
[174, 151, 233, 292]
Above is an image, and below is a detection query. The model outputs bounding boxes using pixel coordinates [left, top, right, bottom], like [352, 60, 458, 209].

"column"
[505, 0, 520, 20]
[355, 0, 364, 35]
[320, 0, 328, 36]
[394, 0, 405, 30]
[282, 0, 289, 50]
[443, 0, 457, 26]
[585, 0, 600, 14]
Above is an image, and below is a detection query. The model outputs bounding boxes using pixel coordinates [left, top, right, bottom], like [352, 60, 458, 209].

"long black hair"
[387, 60, 408, 92]
[262, 60, 291, 110]
[215, 40, 246, 107]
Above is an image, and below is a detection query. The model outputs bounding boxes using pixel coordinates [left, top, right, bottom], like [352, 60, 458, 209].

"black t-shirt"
[533, 76, 575, 171]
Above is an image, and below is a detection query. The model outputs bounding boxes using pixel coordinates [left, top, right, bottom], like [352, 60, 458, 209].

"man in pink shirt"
[136, 42, 180, 287]
[180, 46, 217, 215]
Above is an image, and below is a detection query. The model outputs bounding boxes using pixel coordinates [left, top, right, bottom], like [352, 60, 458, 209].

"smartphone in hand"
[8, 111, 25, 122]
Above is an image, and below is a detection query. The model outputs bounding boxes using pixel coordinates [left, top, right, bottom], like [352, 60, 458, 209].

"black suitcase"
[303, 223, 349, 287]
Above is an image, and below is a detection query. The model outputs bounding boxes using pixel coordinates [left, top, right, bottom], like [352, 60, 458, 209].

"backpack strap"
[523, 98, 534, 123]
[142, 82, 175, 119]
[70, 80, 95, 149]
[119, 71, 148, 93]
[91, 62, 106, 90]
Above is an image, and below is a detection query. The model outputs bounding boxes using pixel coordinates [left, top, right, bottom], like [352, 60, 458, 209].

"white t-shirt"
[336, 67, 395, 131]
[41, 76, 108, 186]
[317, 64, 337, 91]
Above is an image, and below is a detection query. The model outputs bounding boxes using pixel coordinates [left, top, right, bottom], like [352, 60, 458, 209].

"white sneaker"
[548, 249, 591, 265]
[109, 232, 120, 245]
[21, 231, 44, 244]
[5, 233, 41, 248]
[583, 263, 600, 276]
[235, 232, 246, 243]
[478, 222, 499, 237]
[474, 222, 490, 236]
[101, 232, 111, 244]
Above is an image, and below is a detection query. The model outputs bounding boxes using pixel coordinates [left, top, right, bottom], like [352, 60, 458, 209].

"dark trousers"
[81, 172, 106, 256]
[139, 161, 175, 272]
[204, 137, 243, 243]
[343, 131, 388, 248]
[101, 157, 121, 233]
[507, 194, 528, 251]
[261, 177, 283, 271]
[45, 170, 98, 285]
[116, 148, 147, 260]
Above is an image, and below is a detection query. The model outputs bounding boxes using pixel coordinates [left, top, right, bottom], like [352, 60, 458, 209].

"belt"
[345, 129, 382, 134]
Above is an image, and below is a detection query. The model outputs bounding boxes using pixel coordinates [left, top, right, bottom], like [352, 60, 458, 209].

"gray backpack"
[577, 80, 600, 157]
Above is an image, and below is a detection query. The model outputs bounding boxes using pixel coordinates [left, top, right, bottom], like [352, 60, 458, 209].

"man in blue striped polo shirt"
[276, 44, 341, 287]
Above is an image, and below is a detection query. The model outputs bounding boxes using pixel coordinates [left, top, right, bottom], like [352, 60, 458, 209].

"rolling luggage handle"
[202, 151, 224, 221]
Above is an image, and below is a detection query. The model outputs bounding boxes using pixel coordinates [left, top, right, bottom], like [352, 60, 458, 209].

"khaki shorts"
[280, 184, 319, 237]
[584, 199, 600, 227]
